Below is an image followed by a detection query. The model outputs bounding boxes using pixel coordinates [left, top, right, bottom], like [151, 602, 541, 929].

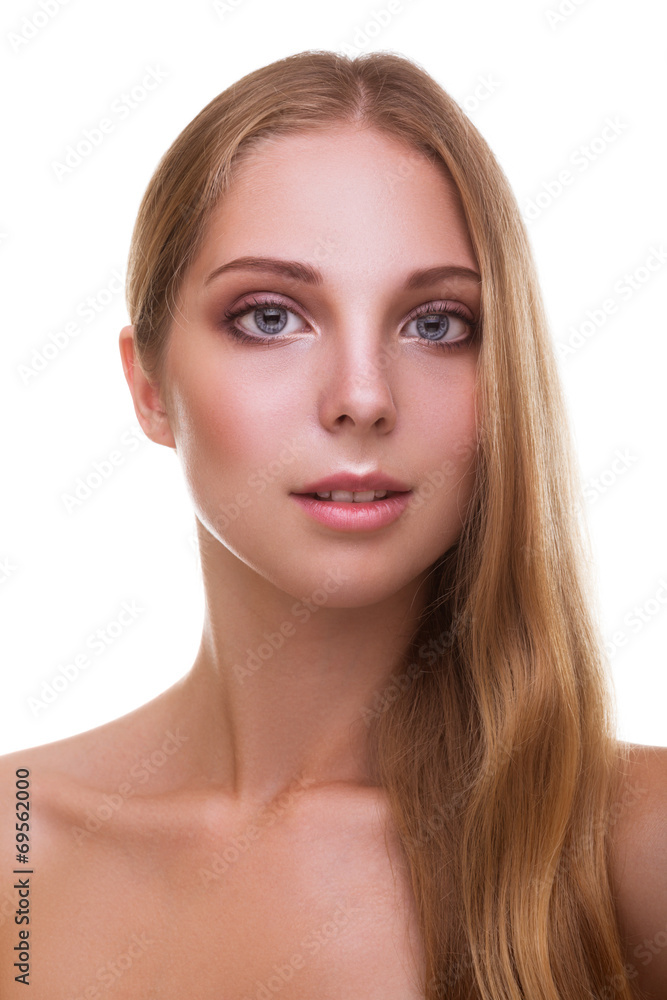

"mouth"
[290, 488, 414, 531]
[297, 489, 409, 502]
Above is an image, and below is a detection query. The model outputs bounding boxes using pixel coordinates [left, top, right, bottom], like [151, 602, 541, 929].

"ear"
[118, 325, 176, 449]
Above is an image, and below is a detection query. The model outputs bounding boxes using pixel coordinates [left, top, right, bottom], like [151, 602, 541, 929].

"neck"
[173, 521, 432, 806]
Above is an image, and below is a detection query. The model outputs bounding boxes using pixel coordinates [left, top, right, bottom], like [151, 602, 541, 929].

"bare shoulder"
[0, 735, 97, 863]
[0, 739, 80, 956]
[609, 741, 667, 1000]
[0, 687, 192, 901]
[0, 688, 187, 812]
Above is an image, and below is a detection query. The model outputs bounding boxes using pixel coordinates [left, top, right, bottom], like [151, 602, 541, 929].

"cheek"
[411, 357, 477, 460]
[405, 364, 479, 522]
[172, 365, 301, 517]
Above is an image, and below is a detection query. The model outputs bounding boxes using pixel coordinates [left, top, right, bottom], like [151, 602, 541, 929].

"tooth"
[322, 490, 387, 502]
[311, 489, 391, 502]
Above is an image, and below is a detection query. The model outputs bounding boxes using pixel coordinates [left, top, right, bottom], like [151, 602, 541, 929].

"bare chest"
[5, 795, 426, 999]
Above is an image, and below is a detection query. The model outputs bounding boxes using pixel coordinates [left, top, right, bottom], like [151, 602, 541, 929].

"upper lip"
[294, 472, 412, 494]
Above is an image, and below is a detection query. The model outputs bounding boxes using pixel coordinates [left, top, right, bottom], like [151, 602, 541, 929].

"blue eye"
[403, 301, 477, 350]
[221, 295, 478, 352]
[222, 296, 304, 345]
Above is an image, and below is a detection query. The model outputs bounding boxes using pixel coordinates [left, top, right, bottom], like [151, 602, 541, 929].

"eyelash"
[220, 294, 479, 352]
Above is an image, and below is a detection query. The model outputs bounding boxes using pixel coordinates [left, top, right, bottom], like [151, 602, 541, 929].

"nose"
[317, 322, 398, 435]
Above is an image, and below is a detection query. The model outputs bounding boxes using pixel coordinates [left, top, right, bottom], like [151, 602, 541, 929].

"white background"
[1, 0, 665, 754]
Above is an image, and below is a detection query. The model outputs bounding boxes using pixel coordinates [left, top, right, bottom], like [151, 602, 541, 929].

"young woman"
[1, 49, 665, 1000]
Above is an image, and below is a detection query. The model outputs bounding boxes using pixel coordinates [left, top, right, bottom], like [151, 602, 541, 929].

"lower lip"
[289, 492, 413, 532]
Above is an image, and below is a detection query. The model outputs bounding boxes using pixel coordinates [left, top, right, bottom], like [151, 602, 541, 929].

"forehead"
[191, 125, 478, 284]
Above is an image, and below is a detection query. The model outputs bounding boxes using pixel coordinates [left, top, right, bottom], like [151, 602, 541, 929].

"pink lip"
[294, 472, 411, 494]
[290, 491, 413, 532]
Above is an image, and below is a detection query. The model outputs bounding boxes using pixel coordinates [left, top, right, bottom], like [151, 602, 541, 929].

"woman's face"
[135, 125, 481, 607]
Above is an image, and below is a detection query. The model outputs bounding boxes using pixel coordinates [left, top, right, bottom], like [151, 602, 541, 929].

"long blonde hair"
[125, 49, 633, 999]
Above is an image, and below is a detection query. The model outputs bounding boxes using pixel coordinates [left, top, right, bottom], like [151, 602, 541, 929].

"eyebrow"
[203, 256, 481, 289]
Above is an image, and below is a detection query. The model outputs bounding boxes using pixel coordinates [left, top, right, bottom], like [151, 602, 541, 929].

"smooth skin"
[0, 124, 665, 999]
[119, 123, 483, 806]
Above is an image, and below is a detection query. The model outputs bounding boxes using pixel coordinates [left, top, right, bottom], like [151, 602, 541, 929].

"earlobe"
[118, 325, 176, 450]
